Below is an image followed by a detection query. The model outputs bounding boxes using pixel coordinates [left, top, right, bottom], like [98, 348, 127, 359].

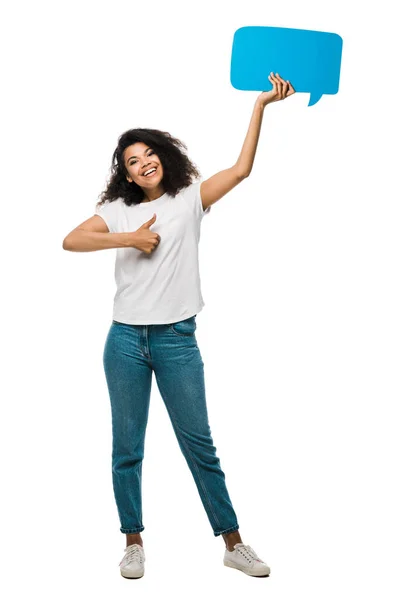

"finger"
[268, 73, 276, 91]
[286, 80, 296, 95]
[143, 214, 156, 227]
[276, 73, 289, 97]
[274, 73, 283, 100]
[269, 71, 279, 86]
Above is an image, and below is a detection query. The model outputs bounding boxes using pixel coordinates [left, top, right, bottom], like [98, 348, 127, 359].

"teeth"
[144, 168, 156, 176]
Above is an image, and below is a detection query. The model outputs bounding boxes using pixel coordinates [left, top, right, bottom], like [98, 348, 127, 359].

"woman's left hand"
[257, 72, 296, 107]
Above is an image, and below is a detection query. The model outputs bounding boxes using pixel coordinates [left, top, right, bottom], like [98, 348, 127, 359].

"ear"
[126, 175, 132, 183]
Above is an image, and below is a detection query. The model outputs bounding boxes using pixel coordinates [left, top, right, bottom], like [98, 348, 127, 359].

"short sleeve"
[94, 200, 119, 233]
[188, 181, 211, 221]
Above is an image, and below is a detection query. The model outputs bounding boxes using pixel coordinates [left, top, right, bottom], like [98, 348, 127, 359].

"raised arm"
[200, 72, 295, 211]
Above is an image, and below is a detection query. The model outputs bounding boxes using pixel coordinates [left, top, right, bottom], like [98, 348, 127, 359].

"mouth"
[142, 167, 158, 178]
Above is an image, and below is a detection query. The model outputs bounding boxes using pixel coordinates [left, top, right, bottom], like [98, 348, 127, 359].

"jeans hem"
[213, 524, 239, 537]
[120, 526, 145, 534]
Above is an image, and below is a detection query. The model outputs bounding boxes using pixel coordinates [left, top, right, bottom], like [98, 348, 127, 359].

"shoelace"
[119, 544, 144, 566]
[235, 543, 263, 563]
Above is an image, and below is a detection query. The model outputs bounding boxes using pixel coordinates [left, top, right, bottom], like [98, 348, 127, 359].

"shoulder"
[178, 180, 203, 204]
[180, 180, 211, 217]
[179, 180, 201, 195]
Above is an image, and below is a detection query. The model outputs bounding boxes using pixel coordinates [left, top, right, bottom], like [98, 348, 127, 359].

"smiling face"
[123, 142, 164, 196]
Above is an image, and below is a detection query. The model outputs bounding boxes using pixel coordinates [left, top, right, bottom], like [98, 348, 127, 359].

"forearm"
[62, 230, 133, 252]
[235, 99, 265, 177]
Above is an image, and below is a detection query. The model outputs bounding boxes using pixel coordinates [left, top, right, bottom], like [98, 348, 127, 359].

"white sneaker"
[223, 542, 270, 577]
[119, 543, 145, 578]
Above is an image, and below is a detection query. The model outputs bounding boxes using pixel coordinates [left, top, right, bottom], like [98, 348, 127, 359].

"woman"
[63, 72, 295, 579]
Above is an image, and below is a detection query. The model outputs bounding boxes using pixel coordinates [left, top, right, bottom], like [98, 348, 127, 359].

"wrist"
[255, 97, 267, 110]
[122, 231, 137, 248]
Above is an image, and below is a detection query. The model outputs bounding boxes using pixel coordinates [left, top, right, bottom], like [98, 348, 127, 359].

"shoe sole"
[120, 568, 144, 579]
[121, 573, 144, 579]
[223, 559, 270, 577]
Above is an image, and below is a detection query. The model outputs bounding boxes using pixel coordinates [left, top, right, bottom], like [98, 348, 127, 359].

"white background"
[1, 0, 399, 598]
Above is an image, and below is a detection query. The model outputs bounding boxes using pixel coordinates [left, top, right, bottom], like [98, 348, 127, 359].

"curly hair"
[96, 128, 202, 208]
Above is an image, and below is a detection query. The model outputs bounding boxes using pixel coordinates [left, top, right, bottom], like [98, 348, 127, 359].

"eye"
[129, 150, 154, 166]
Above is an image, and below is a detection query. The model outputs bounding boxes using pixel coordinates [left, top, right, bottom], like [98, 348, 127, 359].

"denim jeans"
[102, 314, 239, 537]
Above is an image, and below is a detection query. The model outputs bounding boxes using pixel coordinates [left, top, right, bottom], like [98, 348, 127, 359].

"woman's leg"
[102, 321, 153, 541]
[150, 318, 240, 539]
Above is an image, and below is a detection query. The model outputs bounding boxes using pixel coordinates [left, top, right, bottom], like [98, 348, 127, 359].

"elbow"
[62, 236, 72, 251]
[235, 166, 251, 180]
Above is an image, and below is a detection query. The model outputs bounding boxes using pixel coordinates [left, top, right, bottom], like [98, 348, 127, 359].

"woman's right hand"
[257, 72, 295, 107]
[127, 214, 161, 254]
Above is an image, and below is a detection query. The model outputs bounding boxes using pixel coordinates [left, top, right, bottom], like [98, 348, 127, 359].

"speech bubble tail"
[308, 92, 323, 107]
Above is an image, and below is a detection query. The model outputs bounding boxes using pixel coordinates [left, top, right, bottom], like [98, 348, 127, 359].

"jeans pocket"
[169, 315, 197, 336]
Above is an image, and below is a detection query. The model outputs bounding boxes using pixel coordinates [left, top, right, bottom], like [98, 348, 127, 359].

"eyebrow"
[126, 148, 152, 163]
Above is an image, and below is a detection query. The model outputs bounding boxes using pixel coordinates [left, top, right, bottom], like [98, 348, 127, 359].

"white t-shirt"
[95, 180, 211, 325]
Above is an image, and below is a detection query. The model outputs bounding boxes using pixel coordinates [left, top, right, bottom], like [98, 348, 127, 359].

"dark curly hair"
[96, 128, 202, 208]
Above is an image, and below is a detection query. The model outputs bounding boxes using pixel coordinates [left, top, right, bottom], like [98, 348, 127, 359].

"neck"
[142, 185, 165, 202]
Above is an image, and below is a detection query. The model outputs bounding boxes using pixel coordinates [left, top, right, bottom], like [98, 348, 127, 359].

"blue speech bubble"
[231, 26, 343, 106]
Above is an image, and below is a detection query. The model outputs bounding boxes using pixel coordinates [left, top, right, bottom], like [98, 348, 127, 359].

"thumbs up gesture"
[128, 214, 161, 254]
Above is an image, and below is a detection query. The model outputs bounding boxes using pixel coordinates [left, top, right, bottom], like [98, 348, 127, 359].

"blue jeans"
[102, 314, 240, 536]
